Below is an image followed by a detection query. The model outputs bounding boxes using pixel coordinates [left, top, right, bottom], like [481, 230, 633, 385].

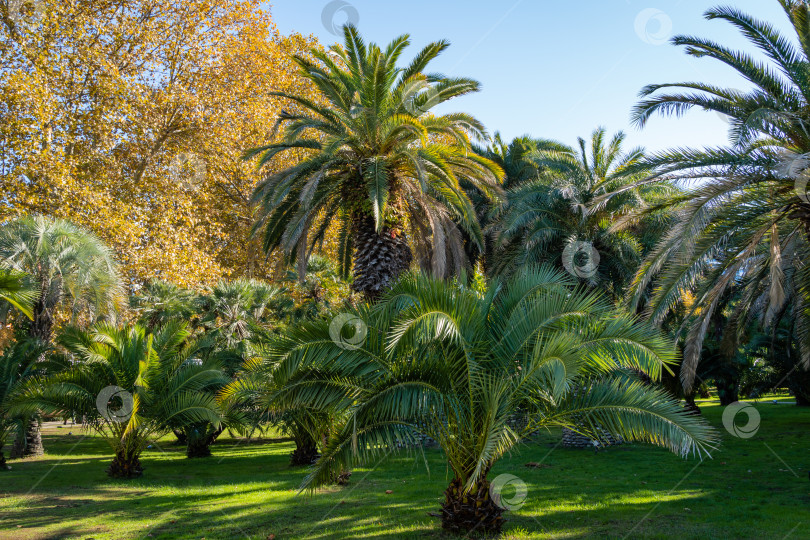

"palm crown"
[624, 0, 810, 389]
[491, 129, 674, 297]
[247, 25, 503, 299]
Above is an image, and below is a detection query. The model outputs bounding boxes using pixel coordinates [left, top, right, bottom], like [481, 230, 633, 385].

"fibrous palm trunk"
[290, 432, 319, 466]
[10, 417, 43, 458]
[107, 448, 143, 478]
[351, 216, 412, 301]
[185, 424, 223, 458]
[440, 477, 505, 535]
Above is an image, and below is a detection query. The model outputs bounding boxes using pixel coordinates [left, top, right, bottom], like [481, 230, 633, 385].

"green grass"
[1, 401, 808, 539]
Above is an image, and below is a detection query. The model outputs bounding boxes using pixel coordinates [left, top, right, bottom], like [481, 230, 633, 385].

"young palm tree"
[246, 26, 503, 300]
[14, 322, 225, 477]
[622, 0, 810, 389]
[0, 339, 50, 469]
[490, 129, 674, 298]
[261, 269, 717, 534]
[131, 281, 200, 331]
[0, 215, 123, 456]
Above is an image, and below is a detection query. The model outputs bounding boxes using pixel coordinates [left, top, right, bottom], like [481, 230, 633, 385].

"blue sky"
[267, 0, 792, 153]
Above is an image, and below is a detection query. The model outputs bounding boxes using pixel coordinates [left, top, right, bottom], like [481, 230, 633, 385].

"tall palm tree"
[0, 215, 123, 456]
[247, 26, 503, 300]
[623, 0, 810, 390]
[491, 129, 673, 298]
[14, 322, 225, 476]
[261, 269, 717, 534]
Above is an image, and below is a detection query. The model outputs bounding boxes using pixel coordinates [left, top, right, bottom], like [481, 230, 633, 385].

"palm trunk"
[11, 417, 43, 458]
[290, 432, 319, 466]
[185, 425, 223, 458]
[107, 448, 143, 478]
[0, 442, 8, 470]
[351, 215, 412, 301]
[440, 476, 505, 535]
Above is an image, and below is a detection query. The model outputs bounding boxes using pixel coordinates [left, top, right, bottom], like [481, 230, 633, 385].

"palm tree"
[0, 339, 49, 469]
[130, 280, 199, 331]
[246, 26, 503, 300]
[261, 269, 717, 534]
[490, 129, 673, 298]
[0, 215, 123, 456]
[623, 0, 810, 390]
[14, 322, 225, 477]
[461, 134, 564, 272]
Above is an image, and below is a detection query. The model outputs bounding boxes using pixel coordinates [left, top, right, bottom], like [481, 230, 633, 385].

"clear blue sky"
[267, 0, 791, 153]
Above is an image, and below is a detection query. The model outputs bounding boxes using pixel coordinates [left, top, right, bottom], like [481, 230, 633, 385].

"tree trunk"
[0, 443, 8, 470]
[440, 477, 505, 535]
[173, 429, 188, 445]
[11, 417, 43, 458]
[351, 215, 413, 301]
[715, 377, 739, 406]
[684, 394, 701, 415]
[290, 434, 319, 466]
[107, 449, 143, 478]
[185, 425, 223, 458]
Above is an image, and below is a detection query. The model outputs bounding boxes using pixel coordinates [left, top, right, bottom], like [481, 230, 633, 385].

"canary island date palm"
[262, 269, 717, 534]
[246, 26, 503, 300]
[14, 322, 225, 477]
[490, 129, 674, 298]
[621, 0, 810, 389]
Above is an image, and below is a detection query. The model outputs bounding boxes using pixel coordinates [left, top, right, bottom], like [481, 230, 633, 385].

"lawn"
[1, 400, 808, 540]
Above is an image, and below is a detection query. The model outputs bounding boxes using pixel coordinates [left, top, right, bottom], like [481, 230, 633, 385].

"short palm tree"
[131, 281, 199, 331]
[262, 269, 717, 534]
[624, 0, 810, 389]
[14, 322, 225, 477]
[491, 129, 673, 298]
[247, 26, 503, 300]
[0, 215, 123, 456]
[0, 339, 49, 469]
